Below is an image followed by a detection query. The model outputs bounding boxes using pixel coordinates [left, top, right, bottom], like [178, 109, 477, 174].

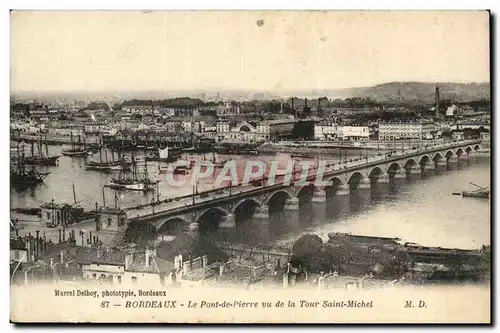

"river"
[10, 143, 490, 250]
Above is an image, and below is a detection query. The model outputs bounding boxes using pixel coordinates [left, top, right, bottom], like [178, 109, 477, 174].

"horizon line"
[10, 80, 491, 95]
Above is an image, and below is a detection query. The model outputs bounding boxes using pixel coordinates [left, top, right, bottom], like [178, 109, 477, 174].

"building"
[446, 105, 458, 117]
[78, 245, 176, 287]
[454, 122, 490, 131]
[331, 107, 379, 116]
[378, 120, 435, 140]
[257, 119, 297, 141]
[10, 238, 28, 264]
[216, 101, 241, 116]
[317, 271, 397, 290]
[215, 118, 297, 143]
[340, 125, 370, 141]
[314, 121, 339, 140]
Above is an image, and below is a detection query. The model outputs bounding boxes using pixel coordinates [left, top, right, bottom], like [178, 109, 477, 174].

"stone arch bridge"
[124, 140, 482, 235]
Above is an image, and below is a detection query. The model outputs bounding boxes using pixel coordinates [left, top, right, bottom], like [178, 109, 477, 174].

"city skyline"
[11, 11, 490, 93]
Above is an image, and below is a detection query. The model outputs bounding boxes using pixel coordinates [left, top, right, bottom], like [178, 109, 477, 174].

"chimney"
[145, 247, 154, 268]
[25, 240, 31, 262]
[58, 229, 61, 243]
[183, 261, 191, 275]
[97, 249, 102, 258]
[60, 250, 65, 264]
[125, 253, 133, 270]
[286, 262, 291, 274]
[305, 98, 308, 108]
[219, 264, 224, 277]
[50, 257, 54, 267]
[357, 278, 363, 290]
[435, 86, 440, 118]
[282, 272, 289, 288]
[202, 255, 208, 268]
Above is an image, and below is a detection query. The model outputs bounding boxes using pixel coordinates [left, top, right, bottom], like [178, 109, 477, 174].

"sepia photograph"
[9, 10, 491, 323]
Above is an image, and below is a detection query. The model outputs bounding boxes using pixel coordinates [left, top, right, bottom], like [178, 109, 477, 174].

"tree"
[292, 234, 324, 259]
[123, 222, 156, 245]
[157, 233, 196, 260]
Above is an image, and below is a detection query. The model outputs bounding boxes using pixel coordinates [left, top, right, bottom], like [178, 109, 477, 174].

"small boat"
[291, 154, 312, 159]
[10, 146, 50, 189]
[173, 165, 189, 175]
[107, 153, 158, 192]
[85, 149, 131, 172]
[62, 133, 91, 157]
[23, 139, 60, 166]
[454, 182, 490, 199]
[24, 155, 59, 166]
[461, 189, 489, 198]
[107, 179, 158, 192]
[146, 146, 182, 163]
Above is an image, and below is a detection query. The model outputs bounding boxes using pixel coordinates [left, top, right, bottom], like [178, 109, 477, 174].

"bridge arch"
[232, 198, 261, 214]
[265, 189, 293, 206]
[444, 150, 456, 159]
[347, 171, 366, 190]
[403, 158, 417, 169]
[455, 148, 464, 157]
[368, 166, 384, 179]
[231, 198, 263, 224]
[465, 146, 473, 154]
[156, 216, 190, 232]
[473, 144, 481, 150]
[196, 206, 229, 232]
[432, 152, 444, 161]
[384, 162, 402, 174]
[418, 154, 431, 166]
[324, 177, 344, 197]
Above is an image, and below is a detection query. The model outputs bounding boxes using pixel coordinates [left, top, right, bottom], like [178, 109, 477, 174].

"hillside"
[347, 82, 490, 102]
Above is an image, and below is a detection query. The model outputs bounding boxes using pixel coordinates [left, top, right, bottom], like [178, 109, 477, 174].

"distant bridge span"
[119, 140, 482, 233]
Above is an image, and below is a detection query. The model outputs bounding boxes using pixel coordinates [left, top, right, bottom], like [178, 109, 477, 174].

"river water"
[10, 143, 490, 250]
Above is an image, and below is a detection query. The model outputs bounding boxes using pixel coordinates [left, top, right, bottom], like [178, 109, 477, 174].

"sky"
[10, 11, 490, 93]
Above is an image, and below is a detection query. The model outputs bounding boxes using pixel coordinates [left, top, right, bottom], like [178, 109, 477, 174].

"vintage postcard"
[9, 10, 491, 323]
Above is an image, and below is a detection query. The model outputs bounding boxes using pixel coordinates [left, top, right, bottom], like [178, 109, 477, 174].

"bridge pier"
[187, 222, 199, 240]
[458, 154, 469, 163]
[436, 159, 448, 168]
[312, 187, 327, 203]
[408, 166, 422, 175]
[335, 184, 350, 196]
[377, 174, 390, 184]
[447, 156, 458, 168]
[284, 197, 300, 210]
[254, 204, 270, 219]
[392, 171, 405, 179]
[219, 213, 236, 228]
[424, 162, 435, 171]
[357, 178, 371, 189]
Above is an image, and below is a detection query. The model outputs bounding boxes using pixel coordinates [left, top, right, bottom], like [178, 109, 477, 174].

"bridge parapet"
[125, 139, 482, 226]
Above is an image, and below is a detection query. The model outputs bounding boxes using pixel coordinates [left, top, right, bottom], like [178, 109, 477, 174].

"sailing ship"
[85, 145, 131, 172]
[61, 131, 91, 157]
[106, 153, 158, 192]
[23, 136, 60, 166]
[146, 145, 182, 163]
[10, 146, 50, 189]
[210, 151, 227, 168]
